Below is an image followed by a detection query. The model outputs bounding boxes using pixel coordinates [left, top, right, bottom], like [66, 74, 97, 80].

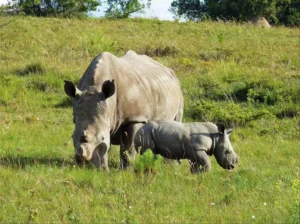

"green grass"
[0, 16, 299, 223]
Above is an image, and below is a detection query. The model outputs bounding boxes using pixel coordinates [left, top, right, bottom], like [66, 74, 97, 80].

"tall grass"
[0, 16, 299, 223]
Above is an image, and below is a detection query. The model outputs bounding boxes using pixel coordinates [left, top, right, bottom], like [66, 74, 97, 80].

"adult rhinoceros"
[64, 50, 183, 170]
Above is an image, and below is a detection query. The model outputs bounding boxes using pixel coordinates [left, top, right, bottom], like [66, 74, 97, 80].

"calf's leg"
[187, 150, 211, 173]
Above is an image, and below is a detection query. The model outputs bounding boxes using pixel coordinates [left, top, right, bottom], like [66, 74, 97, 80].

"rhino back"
[183, 122, 217, 152]
[118, 51, 182, 122]
[150, 121, 190, 158]
[77, 51, 183, 127]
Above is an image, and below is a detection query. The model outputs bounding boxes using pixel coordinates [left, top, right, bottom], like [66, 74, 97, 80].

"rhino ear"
[64, 80, 82, 98]
[64, 80, 76, 97]
[216, 123, 225, 134]
[102, 79, 115, 99]
[226, 129, 234, 135]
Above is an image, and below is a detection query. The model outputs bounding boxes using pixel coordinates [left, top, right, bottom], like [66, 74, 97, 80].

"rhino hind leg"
[120, 122, 145, 169]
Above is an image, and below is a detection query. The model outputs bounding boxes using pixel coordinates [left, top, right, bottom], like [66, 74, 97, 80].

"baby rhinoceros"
[134, 120, 238, 173]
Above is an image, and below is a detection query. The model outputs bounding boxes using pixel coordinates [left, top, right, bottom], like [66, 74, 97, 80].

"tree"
[170, 0, 278, 21]
[105, 0, 151, 19]
[207, 0, 277, 21]
[276, 0, 300, 26]
[169, 0, 299, 26]
[170, 0, 209, 21]
[2, 0, 100, 17]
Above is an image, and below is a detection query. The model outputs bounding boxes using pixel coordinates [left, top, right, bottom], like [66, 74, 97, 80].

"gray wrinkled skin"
[134, 120, 238, 173]
[64, 51, 183, 170]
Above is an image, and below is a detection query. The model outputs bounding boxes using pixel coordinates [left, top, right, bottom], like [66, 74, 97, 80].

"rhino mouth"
[76, 144, 93, 160]
[74, 152, 97, 168]
[224, 157, 238, 170]
[74, 145, 93, 166]
[74, 143, 109, 168]
[226, 163, 236, 170]
[74, 153, 86, 166]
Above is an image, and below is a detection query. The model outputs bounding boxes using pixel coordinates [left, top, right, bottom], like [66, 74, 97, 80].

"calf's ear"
[102, 79, 115, 99]
[216, 123, 225, 134]
[64, 80, 76, 97]
[226, 129, 234, 135]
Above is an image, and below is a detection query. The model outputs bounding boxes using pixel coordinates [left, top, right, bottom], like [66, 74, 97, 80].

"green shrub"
[15, 63, 46, 76]
[199, 48, 234, 61]
[140, 45, 179, 57]
[26, 80, 50, 92]
[134, 149, 164, 174]
[187, 99, 275, 127]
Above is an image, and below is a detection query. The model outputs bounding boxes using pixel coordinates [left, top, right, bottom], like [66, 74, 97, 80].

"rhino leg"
[187, 150, 211, 173]
[120, 123, 144, 169]
[90, 143, 110, 171]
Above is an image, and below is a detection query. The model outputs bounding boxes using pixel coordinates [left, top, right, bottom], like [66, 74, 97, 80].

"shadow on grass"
[0, 155, 74, 169]
[54, 97, 72, 108]
[0, 155, 120, 170]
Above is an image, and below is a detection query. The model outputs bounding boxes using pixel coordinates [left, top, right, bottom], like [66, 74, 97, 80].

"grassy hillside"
[0, 16, 299, 223]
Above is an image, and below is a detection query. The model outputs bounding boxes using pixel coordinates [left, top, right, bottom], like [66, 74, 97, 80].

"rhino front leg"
[120, 123, 144, 169]
[188, 150, 211, 173]
[91, 143, 109, 171]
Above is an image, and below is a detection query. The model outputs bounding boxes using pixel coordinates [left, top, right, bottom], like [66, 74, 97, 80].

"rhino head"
[214, 123, 238, 170]
[64, 80, 115, 170]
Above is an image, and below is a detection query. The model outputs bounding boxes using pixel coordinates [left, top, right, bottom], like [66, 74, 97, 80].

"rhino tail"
[174, 94, 184, 122]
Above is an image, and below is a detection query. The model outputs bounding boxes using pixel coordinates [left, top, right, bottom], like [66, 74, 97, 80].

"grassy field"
[0, 16, 299, 223]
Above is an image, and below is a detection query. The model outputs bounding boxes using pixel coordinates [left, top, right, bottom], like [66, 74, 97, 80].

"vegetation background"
[170, 0, 300, 26]
[0, 16, 299, 223]
[1, 0, 300, 26]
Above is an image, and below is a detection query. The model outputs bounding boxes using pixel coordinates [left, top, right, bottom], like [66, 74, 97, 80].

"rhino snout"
[226, 157, 238, 170]
[76, 145, 92, 161]
[228, 163, 235, 170]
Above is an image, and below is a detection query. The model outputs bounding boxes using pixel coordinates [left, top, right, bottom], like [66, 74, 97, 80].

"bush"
[140, 45, 179, 57]
[186, 99, 276, 127]
[15, 63, 45, 76]
[26, 80, 50, 92]
[134, 149, 163, 174]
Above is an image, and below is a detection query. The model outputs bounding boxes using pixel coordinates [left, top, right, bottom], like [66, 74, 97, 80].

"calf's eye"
[225, 150, 231, 155]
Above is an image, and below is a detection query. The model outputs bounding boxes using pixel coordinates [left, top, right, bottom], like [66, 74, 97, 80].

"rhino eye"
[225, 150, 231, 155]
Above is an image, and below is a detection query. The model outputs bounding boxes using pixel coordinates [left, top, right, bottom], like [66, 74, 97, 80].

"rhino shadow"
[0, 155, 120, 170]
[54, 97, 72, 108]
[0, 156, 73, 169]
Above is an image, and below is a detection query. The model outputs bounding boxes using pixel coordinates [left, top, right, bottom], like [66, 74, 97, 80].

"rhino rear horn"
[102, 80, 115, 99]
